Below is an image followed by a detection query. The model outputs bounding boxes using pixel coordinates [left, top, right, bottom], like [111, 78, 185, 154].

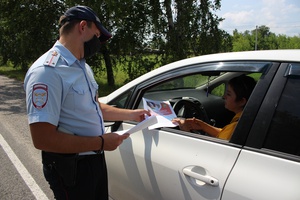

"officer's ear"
[79, 20, 88, 32]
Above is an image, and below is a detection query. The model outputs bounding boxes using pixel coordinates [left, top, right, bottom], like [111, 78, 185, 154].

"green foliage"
[0, 62, 25, 80]
[0, 0, 66, 70]
[1, 0, 226, 82]
[211, 73, 262, 97]
[211, 83, 225, 96]
[232, 29, 252, 51]
[1, 0, 299, 92]
[232, 25, 300, 51]
[162, 0, 225, 63]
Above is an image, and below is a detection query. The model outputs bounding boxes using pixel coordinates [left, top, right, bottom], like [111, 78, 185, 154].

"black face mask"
[84, 35, 101, 58]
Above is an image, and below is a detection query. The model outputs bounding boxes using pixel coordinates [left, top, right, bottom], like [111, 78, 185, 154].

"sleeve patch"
[32, 84, 48, 109]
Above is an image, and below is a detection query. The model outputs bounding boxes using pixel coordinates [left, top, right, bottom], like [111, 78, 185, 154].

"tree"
[289, 36, 300, 49]
[0, 0, 66, 70]
[219, 30, 232, 52]
[78, 0, 226, 82]
[0, 0, 227, 84]
[252, 25, 276, 50]
[231, 25, 300, 52]
[162, 0, 224, 63]
[278, 35, 300, 49]
[232, 29, 252, 51]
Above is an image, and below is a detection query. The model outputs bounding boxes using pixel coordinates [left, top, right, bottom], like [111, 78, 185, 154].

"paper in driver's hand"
[115, 115, 158, 135]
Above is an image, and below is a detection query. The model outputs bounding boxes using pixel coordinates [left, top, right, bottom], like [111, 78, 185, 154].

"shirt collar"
[52, 41, 80, 66]
[231, 111, 242, 123]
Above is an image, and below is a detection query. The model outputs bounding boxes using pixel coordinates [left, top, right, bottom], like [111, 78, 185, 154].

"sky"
[215, 0, 300, 36]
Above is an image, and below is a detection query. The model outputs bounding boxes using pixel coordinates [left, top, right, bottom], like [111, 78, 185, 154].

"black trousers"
[42, 151, 108, 200]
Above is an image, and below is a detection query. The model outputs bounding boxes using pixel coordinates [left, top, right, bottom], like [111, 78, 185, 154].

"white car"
[100, 50, 300, 200]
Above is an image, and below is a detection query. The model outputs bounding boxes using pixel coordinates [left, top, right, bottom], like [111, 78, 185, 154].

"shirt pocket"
[72, 84, 93, 113]
[72, 85, 86, 95]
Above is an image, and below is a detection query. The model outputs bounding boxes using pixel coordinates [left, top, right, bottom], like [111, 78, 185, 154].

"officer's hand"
[130, 109, 151, 122]
[102, 133, 130, 151]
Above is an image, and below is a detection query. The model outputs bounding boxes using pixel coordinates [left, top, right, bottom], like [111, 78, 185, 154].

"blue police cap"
[62, 5, 112, 43]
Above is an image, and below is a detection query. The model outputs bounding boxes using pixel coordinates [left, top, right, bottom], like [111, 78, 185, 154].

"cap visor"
[96, 22, 112, 43]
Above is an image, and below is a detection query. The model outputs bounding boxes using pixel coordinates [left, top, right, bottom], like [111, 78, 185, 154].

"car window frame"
[128, 61, 271, 108]
[245, 63, 289, 148]
[244, 62, 300, 162]
[117, 61, 274, 145]
[230, 62, 281, 145]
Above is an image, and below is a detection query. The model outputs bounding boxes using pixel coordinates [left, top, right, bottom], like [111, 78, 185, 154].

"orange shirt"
[217, 112, 242, 140]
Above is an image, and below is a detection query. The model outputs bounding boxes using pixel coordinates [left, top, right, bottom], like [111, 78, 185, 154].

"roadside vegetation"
[0, 59, 126, 96]
[1, 1, 299, 96]
[0, 62, 24, 80]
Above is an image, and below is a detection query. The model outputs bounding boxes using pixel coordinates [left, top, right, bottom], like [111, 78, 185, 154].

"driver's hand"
[173, 118, 204, 132]
[186, 118, 205, 130]
[172, 118, 193, 132]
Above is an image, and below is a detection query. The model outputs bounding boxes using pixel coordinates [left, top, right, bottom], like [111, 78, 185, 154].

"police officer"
[24, 5, 150, 200]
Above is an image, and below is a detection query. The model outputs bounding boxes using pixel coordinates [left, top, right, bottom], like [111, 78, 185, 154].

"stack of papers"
[116, 98, 177, 135]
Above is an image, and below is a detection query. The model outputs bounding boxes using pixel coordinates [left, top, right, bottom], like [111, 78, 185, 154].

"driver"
[172, 75, 256, 140]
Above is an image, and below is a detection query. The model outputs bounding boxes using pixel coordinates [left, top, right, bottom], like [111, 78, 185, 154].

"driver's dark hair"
[228, 74, 256, 102]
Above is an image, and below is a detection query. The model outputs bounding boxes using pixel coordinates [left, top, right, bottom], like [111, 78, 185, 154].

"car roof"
[101, 49, 300, 102]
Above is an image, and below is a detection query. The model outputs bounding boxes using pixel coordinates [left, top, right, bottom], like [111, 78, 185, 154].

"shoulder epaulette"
[43, 51, 60, 67]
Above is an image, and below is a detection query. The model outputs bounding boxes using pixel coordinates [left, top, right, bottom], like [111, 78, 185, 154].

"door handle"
[183, 166, 219, 187]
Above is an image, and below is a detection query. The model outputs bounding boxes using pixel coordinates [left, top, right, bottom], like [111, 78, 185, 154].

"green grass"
[0, 63, 125, 97]
[94, 65, 129, 96]
[0, 64, 26, 81]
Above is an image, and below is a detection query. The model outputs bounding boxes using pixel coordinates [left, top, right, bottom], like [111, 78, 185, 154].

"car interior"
[107, 61, 271, 137]
[139, 72, 260, 127]
[138, 71, 262, 133]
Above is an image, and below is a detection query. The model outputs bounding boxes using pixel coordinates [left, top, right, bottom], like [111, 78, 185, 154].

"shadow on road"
[0, 75, 27, 114]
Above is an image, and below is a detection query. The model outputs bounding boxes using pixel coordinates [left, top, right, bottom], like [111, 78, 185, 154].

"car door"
[222, 63, 300, 199]
[105, 61, 274, 200]
[106, 126, 242, 200]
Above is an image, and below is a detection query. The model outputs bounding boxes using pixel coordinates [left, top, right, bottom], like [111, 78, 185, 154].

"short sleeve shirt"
[24, 41, 104, 137]
[217, 112, 242, 140]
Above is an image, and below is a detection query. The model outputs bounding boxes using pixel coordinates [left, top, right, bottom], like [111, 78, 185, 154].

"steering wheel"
[172, 97, 209, 123]
[171, 97, 211, 135]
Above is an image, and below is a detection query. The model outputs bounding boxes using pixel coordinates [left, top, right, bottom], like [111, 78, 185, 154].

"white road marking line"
[0, 134, 49, 200]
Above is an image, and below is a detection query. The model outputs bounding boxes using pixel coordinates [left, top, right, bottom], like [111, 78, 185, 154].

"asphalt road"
[0, 75, 54, 200]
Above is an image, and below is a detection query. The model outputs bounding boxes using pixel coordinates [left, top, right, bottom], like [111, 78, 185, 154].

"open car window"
[139, 72, 262, 107]
[136, 61, 269, 140]
[138, 61, 270, 103]
[147, 74, 220, 91]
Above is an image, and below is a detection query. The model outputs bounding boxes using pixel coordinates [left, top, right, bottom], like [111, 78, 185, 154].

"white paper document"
[116, 98, 177, 135]
[143, 98, 177, 129]
[116, 115, 158, 135]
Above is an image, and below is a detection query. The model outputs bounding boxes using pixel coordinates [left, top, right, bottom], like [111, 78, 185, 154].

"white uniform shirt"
[24, 41, 104, 137]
